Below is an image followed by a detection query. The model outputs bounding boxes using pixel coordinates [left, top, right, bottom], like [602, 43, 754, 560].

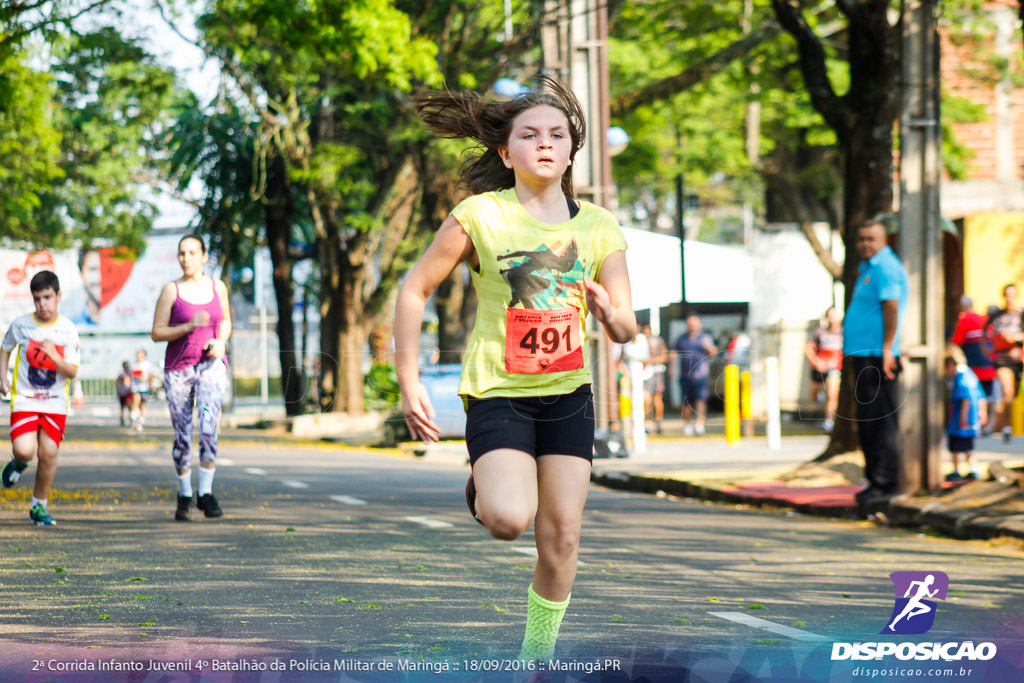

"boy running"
[0, 271, 81, 526]
[129, 348, 154, 431]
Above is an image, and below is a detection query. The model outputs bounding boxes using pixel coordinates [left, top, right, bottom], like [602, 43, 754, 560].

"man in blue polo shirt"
[844, 219, 908, 509]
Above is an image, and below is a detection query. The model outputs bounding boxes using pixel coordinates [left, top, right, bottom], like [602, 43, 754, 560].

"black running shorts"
[464, 385, 595, 464]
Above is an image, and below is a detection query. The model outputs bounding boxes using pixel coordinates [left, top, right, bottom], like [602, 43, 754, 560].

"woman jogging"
[395, 77, 636, 662]
[151, 234, 231, 522]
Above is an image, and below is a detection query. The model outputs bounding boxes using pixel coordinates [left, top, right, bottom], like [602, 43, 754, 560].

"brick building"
[942, 0, 1024, 309]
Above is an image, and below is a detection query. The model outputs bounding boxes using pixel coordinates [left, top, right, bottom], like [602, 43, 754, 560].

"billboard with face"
[0, 234, 211, 334]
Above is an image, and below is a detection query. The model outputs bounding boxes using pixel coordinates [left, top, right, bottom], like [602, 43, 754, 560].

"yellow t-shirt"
[451, 188, 628, 398]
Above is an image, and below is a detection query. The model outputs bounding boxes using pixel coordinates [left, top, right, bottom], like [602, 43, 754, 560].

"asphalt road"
[1, 432, 1023, 682]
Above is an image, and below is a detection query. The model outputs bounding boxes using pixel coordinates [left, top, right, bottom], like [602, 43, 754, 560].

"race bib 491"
[505, 307, 584, 374]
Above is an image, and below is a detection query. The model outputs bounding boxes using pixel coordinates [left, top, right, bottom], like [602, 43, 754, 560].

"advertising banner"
[1, 235, 210, 335]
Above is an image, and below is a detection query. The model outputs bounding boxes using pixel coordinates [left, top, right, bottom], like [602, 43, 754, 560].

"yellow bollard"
[740, 370, 752, 420]
[1013, 382, 1024, 436]
[725, 364, 740, 444]
[740, 369, 754, 437]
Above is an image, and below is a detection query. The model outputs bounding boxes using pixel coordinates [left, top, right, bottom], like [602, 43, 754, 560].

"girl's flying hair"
[414, 75, 586, 197]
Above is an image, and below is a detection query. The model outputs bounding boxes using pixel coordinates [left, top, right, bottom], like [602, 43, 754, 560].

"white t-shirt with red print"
[2, 313, 81, 415]
[130, 359, 154, 394]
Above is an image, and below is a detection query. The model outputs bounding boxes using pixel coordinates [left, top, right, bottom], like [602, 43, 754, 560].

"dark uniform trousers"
[852, 355, 902, 494]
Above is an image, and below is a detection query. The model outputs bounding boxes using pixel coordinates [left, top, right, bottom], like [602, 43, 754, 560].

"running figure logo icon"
[882, 571, 949, 635]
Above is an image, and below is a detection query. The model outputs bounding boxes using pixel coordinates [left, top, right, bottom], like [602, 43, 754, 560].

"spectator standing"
[671, 313, 717, 436]
[843, 219, 908, 510]
[950, 295, 996, 434]
[643, 325, 668, 434]
[620, 329, 650, 437]
[944, 345, 987, 482]
[984, 284, 1023, 443]
[805, 306, 844, 433]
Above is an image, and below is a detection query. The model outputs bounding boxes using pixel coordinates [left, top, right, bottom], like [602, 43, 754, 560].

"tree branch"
[610, 22, 779, 118]
[798, 221, 842, 279]
[770, 0, 849, 139]
[154, 0, 204, 51]
[834, 0, 861, 23]
[0, 0, 114, 50]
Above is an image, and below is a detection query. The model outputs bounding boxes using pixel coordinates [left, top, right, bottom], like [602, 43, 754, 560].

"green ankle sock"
[518, 583, 570, 662]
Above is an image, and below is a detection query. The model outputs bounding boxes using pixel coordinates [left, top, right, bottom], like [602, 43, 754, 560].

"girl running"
[151, 234, 231, 521]
[395, 77, 636, 662]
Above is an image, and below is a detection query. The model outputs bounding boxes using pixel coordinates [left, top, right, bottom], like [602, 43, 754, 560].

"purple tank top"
[164, 279, 225, 371]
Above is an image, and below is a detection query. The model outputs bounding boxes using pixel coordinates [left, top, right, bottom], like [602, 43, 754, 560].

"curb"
[590, 470, 858, 517]
[591, 465, 1024, 544]
[885, 465, 1024, 542]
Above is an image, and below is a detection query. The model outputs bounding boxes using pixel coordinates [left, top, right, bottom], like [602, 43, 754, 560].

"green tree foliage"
[0, 50, 63, 241]
[0, 1, 117, 59]
[608, 0, 992, 239]
[1, 15, 185, 251]
[180, 0, 530, 412]
[38, 27, 188, 250]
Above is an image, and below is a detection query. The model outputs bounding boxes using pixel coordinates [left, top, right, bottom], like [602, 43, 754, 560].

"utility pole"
[541, 0, 616, 428]
[898, 0, 944, 494]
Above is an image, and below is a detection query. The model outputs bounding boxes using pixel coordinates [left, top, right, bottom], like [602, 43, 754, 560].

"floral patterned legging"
[165, 358, 227, 470]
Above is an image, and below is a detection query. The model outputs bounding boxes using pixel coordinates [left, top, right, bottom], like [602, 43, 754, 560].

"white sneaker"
[683, 423, 694, 437]
[694, 424, 706, 437]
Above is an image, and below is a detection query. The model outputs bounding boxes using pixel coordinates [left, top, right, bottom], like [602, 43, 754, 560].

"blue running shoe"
[29, 503, 56, 526]
[2, 458, 28, 488]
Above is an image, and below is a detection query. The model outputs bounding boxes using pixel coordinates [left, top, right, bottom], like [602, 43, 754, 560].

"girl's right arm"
[151, 282, 208, 343]
[395, 214, 475, 442]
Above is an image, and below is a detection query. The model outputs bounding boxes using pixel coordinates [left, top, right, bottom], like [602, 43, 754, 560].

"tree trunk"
[265, 154, 305, 416]
[317, 230, 341, 412]
[434, 267, 475, 364]
[823, 91, 899, 460]
[318, 235, 371, 414]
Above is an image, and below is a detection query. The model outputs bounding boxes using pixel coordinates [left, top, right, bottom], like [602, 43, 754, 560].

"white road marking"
[281, 480, 309, 489]
[405, 516, 454, 529]
[245, 467, 268, 476]
[512, 546, 584, 565]
[330, 495, 367, 506]
[217, 458, 235, 466]
[707, 611, 829, 642]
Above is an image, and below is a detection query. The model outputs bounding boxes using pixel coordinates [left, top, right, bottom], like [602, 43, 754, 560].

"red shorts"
[10, 412, 67, 446]
[119, 393, 133, 408]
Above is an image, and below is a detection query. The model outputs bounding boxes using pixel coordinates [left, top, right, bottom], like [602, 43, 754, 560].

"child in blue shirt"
[945, 346, 988, 481]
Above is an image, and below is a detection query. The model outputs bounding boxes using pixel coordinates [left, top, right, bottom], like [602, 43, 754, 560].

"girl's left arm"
[205, 279, 232, 360]
[584, 250, 637, 344]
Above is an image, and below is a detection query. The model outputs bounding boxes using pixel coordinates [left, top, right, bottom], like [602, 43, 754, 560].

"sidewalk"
[399, 419, 1024, 543]
[64, 400, 1024, 543]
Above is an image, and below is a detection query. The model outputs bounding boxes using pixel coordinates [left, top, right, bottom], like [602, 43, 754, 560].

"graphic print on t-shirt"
[498, 239, 583, 310]
[26, 339, 63, 389]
